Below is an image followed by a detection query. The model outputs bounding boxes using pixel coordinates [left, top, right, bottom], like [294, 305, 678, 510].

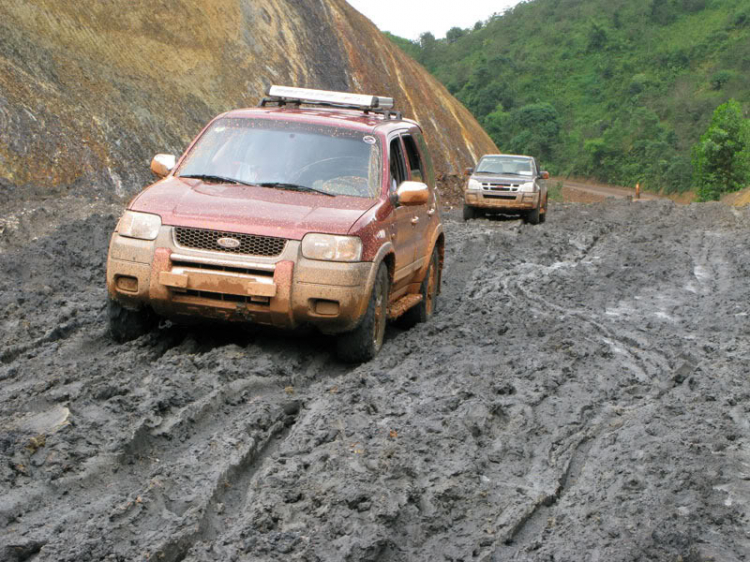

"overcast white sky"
[346, 0, 523, 40]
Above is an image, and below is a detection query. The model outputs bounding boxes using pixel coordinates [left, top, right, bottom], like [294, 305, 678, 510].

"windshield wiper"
[179, 174, 255, 186]
[258, 182, 335, 197]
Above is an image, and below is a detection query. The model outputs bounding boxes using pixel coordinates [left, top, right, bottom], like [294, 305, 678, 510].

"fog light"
[116, 275, 139, 292]
[314, 299, 340, 316]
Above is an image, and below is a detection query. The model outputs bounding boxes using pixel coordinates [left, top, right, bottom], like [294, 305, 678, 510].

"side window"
[402, 134, 425, 183]
[389, 137, 407, 192]
[414, 132, 435, 187]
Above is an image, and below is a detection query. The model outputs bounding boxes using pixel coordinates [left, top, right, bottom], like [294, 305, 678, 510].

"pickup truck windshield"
[476, 156, 534, 176]
[177, 118, 383, 198]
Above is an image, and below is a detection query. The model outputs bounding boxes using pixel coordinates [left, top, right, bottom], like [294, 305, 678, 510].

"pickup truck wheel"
[526, 200, 541, 225]
[108, 298, 155, 342]
[398, 246, 439, 328]
[463, 204, 476, 221]
[336, 263, 389, 363]
[540, 199, 548, 223]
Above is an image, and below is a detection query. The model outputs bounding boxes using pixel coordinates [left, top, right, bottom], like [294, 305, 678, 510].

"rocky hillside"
[0, 0, 496, 202]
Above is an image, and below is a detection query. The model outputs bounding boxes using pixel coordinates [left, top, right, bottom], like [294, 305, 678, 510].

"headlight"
[117, 211, 161, 240]
[301, 234, 363, 262]
[467, 178, 482, 191]
[519, 182, 538, 193]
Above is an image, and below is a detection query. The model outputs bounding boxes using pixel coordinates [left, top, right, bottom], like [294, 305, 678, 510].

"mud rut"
[1, 200, 749, 562]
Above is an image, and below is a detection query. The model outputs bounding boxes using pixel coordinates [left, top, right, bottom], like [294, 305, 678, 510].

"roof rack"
[259, 85, 403, 120]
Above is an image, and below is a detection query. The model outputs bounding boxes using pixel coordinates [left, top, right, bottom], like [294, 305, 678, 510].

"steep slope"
[389, 0, 750, 193]
[0, 0, 496, 202]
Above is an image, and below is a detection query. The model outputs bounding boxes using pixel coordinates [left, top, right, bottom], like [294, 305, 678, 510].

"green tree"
[692, 100, 750, 201]
[446, 27, 467, 44]
[486, 103, 561, 161]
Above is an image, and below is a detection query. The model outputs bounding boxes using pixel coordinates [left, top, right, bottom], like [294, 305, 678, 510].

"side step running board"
[387, 294, 423, 320]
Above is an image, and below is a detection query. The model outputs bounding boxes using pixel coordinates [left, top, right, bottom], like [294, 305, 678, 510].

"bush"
[710, 70, 735, 91]
[692, 99, 750, 201]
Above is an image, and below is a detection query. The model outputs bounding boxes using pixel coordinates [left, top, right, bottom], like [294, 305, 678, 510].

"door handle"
[411, 216, 419, 225]
[427, 208, 435, 216]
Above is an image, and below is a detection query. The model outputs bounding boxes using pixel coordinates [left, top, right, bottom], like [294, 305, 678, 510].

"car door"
[387, 134, 417, 292]
[401, 132, 432, 272]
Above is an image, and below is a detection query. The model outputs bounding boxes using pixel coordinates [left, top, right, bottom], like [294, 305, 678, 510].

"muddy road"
[2, 200, 749, 561]
[561, 180, 660, 202]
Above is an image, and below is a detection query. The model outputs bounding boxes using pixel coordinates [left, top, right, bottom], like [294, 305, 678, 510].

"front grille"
[483, 182, 520, 191]
[174, 227, 286, 257]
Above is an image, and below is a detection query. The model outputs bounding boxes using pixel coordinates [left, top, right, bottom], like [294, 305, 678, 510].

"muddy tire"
[398, 246, 440, 329]
[336, 263, 389, 363]
[526, 199, 541, 225]
[108, 298, 155, 343]
[540, 198, 548, 223]
[463, 204, 476, 221]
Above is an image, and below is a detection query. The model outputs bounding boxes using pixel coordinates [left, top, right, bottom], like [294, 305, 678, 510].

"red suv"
[106, 86, 444, 361]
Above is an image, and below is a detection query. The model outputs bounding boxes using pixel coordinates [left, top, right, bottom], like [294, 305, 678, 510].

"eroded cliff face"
[0, 0, 497, 201]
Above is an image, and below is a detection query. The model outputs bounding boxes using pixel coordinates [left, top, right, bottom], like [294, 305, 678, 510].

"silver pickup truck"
[463, 154, 549, 224]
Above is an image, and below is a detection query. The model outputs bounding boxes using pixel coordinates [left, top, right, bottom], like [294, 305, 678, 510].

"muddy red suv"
[106, 86, 444, 361]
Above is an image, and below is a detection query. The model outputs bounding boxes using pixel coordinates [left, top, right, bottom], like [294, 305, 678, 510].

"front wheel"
[336, 263, 389, 363]
[539, 198, 548, 223]
[399, 247, 440, 328]
[108, 298, 155, 342]
[525, 199, 541, 225]
[463, 204, 476, 221]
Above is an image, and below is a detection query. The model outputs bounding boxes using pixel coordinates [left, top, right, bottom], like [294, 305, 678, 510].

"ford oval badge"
[217, 237, 241, 249]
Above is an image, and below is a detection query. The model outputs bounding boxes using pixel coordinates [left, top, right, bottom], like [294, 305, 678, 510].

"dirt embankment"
[0, 0, 496, 206]
[2, 199, 749, 561]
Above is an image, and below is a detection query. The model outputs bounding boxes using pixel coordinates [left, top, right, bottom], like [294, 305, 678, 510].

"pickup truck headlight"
[518, 182, 538, 193]
[117, 211, 162, 240]
[302, 234, 363, 262]
[467, 178, 482, 191]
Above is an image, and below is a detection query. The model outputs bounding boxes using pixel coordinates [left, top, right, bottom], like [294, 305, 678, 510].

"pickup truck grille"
[174, 227, 286, 257]
[482, 182, 520, 192]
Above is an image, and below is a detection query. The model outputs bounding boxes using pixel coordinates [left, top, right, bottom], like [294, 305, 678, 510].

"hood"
[129, 177, 377, 240]
[471, 173, 535, 185]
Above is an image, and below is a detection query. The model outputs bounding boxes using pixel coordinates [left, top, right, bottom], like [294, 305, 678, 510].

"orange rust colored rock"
[0, 0, 497, 199]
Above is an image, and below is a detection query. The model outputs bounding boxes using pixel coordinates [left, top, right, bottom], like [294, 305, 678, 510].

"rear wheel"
[399, 246, 440, 328]
[463, 204, 476, 221]
[108, 298, 155, 342]
[336, 263, 389, 363]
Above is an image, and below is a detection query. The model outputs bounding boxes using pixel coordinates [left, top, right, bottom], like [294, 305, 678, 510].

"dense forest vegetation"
[385, 0, 750, 195]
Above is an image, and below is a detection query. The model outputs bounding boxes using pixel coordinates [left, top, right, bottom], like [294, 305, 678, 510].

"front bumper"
[465, 190, 539, 210]
[106, 226, 376, 334]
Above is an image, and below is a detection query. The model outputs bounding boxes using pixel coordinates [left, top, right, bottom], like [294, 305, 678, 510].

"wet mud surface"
[1, 200, 750, 561]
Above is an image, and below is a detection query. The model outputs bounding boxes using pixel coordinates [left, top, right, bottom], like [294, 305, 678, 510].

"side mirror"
[151, 154, 176, 178]
[396, 181, 429, 206]
[540, 171, 550, 180]
[465, 167, 474, 176]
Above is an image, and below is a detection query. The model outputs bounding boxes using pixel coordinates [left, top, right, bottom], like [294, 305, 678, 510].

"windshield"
[177, 118, 383, 198]
[476, 156, 534, 176]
